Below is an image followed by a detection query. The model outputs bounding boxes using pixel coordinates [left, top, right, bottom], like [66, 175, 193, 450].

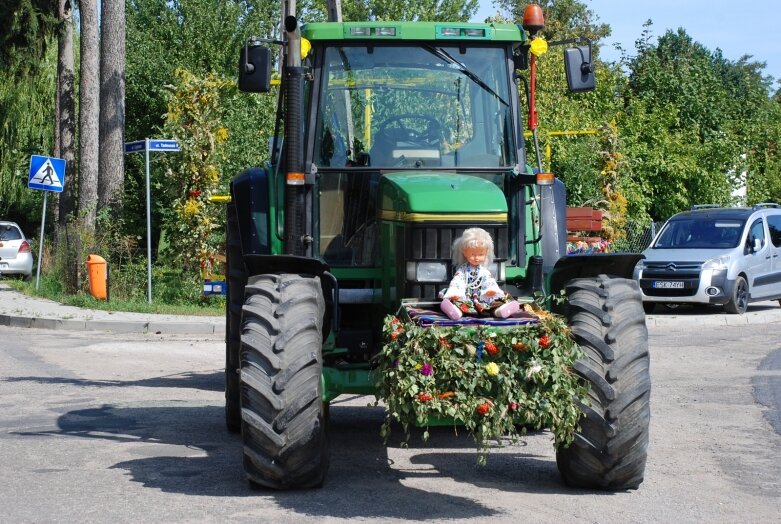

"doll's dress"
[439, 263, 510, 316]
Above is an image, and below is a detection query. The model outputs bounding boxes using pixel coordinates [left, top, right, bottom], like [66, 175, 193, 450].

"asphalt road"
[0, 321, 779, 523]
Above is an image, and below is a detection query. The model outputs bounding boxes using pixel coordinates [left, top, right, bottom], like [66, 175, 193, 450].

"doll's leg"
[440, 298, 463, 320]
[494, 300, 520, 318]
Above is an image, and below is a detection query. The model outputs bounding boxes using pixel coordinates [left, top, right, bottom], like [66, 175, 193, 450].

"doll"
[439, 227, 521, 320]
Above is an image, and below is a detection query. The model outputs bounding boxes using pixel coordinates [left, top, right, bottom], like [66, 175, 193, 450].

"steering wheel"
[375, 114, 442, 146]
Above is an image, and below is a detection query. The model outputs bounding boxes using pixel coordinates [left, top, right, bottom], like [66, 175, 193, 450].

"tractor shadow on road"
[3, 370, 224, 392]
[20, 389, 604, 519]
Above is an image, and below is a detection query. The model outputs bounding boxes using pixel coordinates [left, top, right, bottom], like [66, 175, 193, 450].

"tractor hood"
[379, 173, 507, 221]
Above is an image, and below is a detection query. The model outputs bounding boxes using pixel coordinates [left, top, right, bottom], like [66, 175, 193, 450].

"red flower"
[439, 337, 451, 349]
[459, 303, 470, 313]
[390, 330, 403, 340]
[484, 340, 498, 355]
[476, 401, 492, 415]
[508, 402, 519, 411]
[539, 335, 551, 348]
[418, 392, 433, 402]
[189, 189, 202, 198]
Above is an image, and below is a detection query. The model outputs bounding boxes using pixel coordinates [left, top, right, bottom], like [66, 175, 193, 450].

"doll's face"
[463, 245, 488, 267]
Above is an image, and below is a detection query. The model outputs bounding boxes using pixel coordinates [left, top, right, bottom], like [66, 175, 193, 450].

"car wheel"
[724, 276, 748, 314]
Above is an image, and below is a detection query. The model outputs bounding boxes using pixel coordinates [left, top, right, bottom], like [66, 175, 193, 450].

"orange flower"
[484, 340, 498, 355]
[418, 392, 433, 402]
[512, 341, 528, 351]
[439, 337, 451, 349]
[539, 335, 551, 348]
[437, 391, 456, 399]
[476, 401, 492, 415]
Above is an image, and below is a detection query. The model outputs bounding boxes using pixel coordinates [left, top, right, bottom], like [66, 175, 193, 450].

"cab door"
[743, 217, 774, 299]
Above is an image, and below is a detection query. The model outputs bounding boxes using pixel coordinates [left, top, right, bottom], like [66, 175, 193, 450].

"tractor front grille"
[405, 223, 509, 299]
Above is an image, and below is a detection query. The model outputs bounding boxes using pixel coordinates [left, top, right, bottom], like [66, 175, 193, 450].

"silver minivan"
[634, 204, 781, 314]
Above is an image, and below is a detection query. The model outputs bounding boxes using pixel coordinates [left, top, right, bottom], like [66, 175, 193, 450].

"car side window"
[767, 214, 781, 248]
[748, 218, 766, 251]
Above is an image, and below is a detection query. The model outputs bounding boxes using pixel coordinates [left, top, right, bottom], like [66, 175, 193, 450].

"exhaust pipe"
[283, 16, 306, 256]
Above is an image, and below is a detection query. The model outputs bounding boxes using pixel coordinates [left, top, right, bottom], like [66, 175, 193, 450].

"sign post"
[28, 155, 66, 290]
[124, 138, 180, 303]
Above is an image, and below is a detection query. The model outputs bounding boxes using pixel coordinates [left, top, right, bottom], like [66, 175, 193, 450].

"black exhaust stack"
[283, 15, 306, 256]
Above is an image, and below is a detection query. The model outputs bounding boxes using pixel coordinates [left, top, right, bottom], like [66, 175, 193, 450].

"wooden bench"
[566, 207, 603, 243]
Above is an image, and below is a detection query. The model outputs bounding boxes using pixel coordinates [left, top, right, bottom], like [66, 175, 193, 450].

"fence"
[611, 220, 665, 253]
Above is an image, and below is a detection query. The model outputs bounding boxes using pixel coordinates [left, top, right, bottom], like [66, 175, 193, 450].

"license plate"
[653, 280, 684, 289]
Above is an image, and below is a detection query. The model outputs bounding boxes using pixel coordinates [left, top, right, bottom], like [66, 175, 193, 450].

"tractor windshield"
[315, 45, 515, 169]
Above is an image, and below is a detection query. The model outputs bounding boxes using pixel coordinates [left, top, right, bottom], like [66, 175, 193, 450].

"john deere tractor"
[225, 4, 650, 491]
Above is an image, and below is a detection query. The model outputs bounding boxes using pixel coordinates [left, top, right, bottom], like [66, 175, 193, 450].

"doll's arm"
[478, 267, 505, 299]
[439, 268, 467, 299]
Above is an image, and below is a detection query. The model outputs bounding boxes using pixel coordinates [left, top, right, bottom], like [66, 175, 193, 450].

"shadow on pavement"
[2, 371, 223, 392]
[13, 396, 595, 518]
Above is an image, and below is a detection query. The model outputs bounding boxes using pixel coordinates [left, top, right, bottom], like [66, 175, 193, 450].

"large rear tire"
[225, 203, 246, 432]
[556, 275, 651, 490]
[240, 273, 329, 489]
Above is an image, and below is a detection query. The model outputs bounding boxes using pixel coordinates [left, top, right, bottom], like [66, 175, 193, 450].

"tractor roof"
[301, 22, 525, 43]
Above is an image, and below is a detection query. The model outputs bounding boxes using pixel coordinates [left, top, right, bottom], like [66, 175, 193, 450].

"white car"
[0, 221, 33, 280]
[634, 204, 781, 314]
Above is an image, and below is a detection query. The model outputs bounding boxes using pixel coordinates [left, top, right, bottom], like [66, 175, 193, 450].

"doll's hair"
[451, 227, 495, 266]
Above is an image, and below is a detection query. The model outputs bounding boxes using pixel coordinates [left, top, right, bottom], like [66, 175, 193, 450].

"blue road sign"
[28, 155, 66, 193]
[149, 139, 180, 152]
[124, 140, 146, 154]
[124, 139, 180, 154]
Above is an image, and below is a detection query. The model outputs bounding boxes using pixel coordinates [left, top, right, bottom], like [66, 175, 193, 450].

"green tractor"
[225, 5, 650, 491]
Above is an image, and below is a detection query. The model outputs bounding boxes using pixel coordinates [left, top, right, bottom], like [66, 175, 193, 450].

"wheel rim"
[736, 280, 748, 312]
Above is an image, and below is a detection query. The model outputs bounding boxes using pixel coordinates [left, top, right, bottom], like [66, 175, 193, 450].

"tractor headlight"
[406, 261, 448, 282]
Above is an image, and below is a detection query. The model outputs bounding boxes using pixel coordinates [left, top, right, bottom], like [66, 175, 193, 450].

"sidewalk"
[0, 283, 224, 335]
[1, 282, 780, 334]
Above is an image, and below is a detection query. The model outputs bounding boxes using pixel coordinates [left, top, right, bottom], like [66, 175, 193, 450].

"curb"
[0, 314, 225, 335]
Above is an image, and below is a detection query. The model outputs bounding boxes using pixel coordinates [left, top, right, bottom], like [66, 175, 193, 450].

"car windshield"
[315, 45, 515, 169]
[652, 218, 745, 249]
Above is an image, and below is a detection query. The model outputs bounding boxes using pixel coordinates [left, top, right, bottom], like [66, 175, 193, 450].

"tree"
[78, 0, 99, 233]
[98, 0, 126, 213]
[56, 0, 76, 228]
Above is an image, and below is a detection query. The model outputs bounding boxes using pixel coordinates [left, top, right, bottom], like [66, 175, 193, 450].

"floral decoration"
[376, 307, 588, 464]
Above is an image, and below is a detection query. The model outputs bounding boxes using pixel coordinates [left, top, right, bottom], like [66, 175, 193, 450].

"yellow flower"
[181, 198, 201, 218]
[215, 127, 229, 143]
[415, 363, 422, 370]
[485, 362, 500, 376]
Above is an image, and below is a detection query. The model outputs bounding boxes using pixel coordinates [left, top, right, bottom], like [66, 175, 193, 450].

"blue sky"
[473, 0, 781, 84]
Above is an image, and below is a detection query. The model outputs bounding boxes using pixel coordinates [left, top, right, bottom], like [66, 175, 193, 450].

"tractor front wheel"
[239, 273, 329, 489]
[556, 275, 651, 490]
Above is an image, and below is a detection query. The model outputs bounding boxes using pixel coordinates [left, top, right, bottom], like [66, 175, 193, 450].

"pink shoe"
[494, 300, 520, 319]
[440, 299, 463, 320]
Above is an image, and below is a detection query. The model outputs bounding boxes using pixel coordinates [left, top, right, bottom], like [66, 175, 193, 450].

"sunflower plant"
[376, 308, 588, 464]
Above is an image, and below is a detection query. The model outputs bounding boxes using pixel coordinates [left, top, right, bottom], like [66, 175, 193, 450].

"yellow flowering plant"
[160, 69, 230, 275]
[376, 308, 588, 464]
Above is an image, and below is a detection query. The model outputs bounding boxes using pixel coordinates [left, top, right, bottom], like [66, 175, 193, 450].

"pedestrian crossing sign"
[29, 155, 66, 193]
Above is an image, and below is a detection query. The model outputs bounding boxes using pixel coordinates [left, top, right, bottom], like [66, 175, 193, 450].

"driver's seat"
[370, 127, 408, 166]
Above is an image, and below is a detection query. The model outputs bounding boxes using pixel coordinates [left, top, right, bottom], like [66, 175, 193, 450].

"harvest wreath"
[375, 305, 589, 463]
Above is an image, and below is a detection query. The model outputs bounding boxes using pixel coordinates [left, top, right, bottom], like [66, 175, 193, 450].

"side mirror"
[239, 43, 272, 93]
[564, 45, 595, 92]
